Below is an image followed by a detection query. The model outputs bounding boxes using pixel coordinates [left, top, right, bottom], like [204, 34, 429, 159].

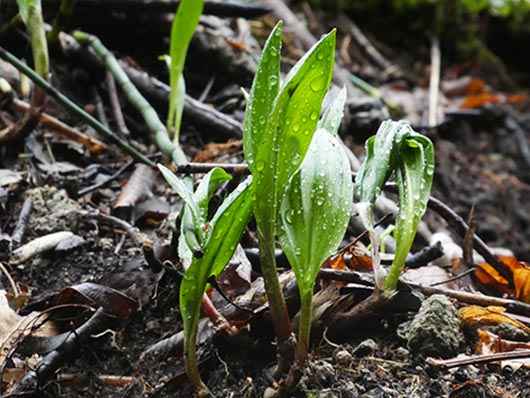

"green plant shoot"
[242, 21, 336, 353]
[278, 87, 353, 366]
[167, 0, 204, 143]
[17, 0, 48, 79]
[158, 165, 253, 395]
[355, 120, 434, 293]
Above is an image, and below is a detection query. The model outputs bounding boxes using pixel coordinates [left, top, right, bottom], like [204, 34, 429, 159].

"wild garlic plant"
[355, 120, 434, 294]
[242, 21, 337, 372]
[160, 20, 351, 394]
[159, 165, 253, 396]
[278, 87, 353, 369]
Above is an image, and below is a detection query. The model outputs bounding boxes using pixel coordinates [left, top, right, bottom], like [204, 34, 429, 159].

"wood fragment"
[336, 13, 393, 72]
[10, 197, 33, 251]
[9, 98, 107, 153]
[10, 231, 74, 265]
[427, 37, 441, 127]
[426, 349, 530, 369]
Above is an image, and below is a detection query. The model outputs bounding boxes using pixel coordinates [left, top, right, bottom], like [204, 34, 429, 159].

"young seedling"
[278, 88, 353, 379]
[355, 120, 434, 294]
[242, 21, 336, 373]
[159, 165, 253, 396]
[167, 0, 204, 143]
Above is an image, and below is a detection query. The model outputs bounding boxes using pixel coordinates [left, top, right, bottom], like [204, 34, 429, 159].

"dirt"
[1, 2, 530, 398]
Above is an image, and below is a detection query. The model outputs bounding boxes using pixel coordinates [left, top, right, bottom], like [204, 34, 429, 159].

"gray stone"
[398, 294, 463, 358]
[334, 349, 354, 366]
[55, 234, 86, 253]
[352, 339, 378, 357]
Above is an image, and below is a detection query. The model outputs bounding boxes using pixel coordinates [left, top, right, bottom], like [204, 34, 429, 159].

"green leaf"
[158, 164, 200, 223]
[318, 86, 347, 136]
[243, 21, 282, 173]
[193, 167, 232, 222]
[383, 131, 434, 291]
[354, 120, 434, 292]
[247, 29, 336, 234]
[278, 127, 353, 296]
[17, 0, 29, 22]
[355, 120, 408, 205]
[177, 167, 232, 267]
[167, 0, 204, 136]
[180, 176, 253, 361]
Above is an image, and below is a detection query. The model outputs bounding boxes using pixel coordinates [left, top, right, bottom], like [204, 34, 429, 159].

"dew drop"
[302, 129, 311, 136]
[292, 122, 301, 132]
[284, 209, 295, 224]
[310, 76, 326, 92]
[268, 75, 279, 88]
[256, 160, 266, 171]
[310, 110, 319, 121]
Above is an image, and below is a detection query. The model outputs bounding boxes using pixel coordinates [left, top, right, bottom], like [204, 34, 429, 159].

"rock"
[334, 349, 354, 366]
[263, 387, 277, 398]
[299, 359, 335, 389]
[397, 294, 463, 358]
[55, 234, 86, 253]
[394, 346, 410, 359]
[26, 186, 80, 234]
[351, 339, 378, 357]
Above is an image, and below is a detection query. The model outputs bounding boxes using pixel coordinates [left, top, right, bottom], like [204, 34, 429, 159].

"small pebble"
[263, 387, 277, 398]
[394, 346, 409, 359]
[334, 349, 354, 366]
[352, 339, 378, 357]
[55, 234, 86, 253]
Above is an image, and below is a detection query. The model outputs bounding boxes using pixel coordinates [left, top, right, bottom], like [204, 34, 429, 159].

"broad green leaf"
[278, 127, 353, 296]
[249, 29, 336, 236]
[167, 0, 204, 134]
[180, 176, 253, 358]
[243, 21, 282, 173]
[318, 87, 347, 136]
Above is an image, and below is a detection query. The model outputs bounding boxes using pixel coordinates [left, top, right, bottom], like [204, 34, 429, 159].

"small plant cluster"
[8, 0, 435, 394]
[157, 4, 435, 397]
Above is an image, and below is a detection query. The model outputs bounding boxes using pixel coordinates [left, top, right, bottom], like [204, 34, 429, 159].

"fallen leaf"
[460, 305, 530, 335]
[475, 256, 530, 303]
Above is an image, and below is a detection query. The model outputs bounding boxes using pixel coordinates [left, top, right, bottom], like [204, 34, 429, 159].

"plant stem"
[183, 323, 211, 397]
[73, 31, 187, 165]
[258, 227, 292, 343]
[48, 0, 76, 44]
[296, 290, 312, 365]
[257, 226, 294, 376]
[0, 46, 154, 166]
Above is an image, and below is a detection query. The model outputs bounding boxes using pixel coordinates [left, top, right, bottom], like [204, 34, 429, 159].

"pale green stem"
[383, 219, 415, 292]
[183, 322, 211, 397]
[257, 225, 292, 345]
[73, 31, 187, 166]
[296, 289, 313, 367]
